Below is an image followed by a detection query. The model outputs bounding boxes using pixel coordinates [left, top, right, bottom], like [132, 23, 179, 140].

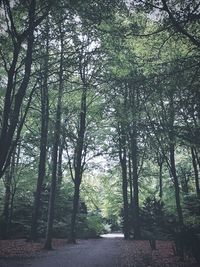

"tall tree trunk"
[128, 154, 133, 204]
[68, 38, 89, 243]
[2, 170, 12, 238]
[194, 149, 200, 169]
[130, 130, 141, 239]
[169, 144, 183, 226]
[9, 141, 21, 227]
[44, 25, 64, 250]
[128, 153, 134, 230]
[2, 147, 16, 238]
[129, 87, 140, 239]
[119, 132, 130, 239]
[68, 84, 87, 243]
[69, 180, 81, 243]
[0, 0, 36, 177]
[168, 91, 183, 227]
[191, 146, 200, 197]
[30, 19, 49, 241]
[57, 137, 64, 188]
[157, 154, 163, 199]
[159, 162, 163, 199]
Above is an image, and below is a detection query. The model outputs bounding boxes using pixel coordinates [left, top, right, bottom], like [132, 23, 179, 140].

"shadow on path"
[0, 234, 124, 267]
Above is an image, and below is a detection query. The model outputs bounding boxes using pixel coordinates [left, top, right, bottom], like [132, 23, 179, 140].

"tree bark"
[2, 169, 12, 238]
[68, 180, 81, 243]
[30, 19, 49, 241]
[68, 84, 87, 243]
[130, 129, 141, 239]
[161, 0, 200, 48]
[191, 146, 200, 197]
[9, 141, 21, 227]
[0, 0, 37, 177]
[1, 145, 17, 238]
[119, 132, 130, 239]
[168, 91, 183, 227]
[44, 24, 64, 250]
[157, 154, 163, 199]
[169, 143, 183, 226]
[129, 87, 141, 239]
[57, 137, 64, 188]
[67, 37, 90, 243]
[0, 0, 51, 178]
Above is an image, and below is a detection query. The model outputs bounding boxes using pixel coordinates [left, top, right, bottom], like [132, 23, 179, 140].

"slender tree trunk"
[68, 96, 86, 243]
[128, 153, 135, 235]
[159, 162, 163, 199]
[2, 170, 12, 238]
[158, 155, 163, 199]
[9, 189, 15, 227]
[119, 149, 130, 239]
[0, 0, 36, 177]
[169, 143, 183, 226]
[128, 154, 133, 204]
[119, 135, 130, 239]
[2, 148, 16, 238]
[168, 92, 183, 227]
[57, 137, 64, 188]
[44, 133, 59, 249]
[44, 25, 64, 250]
[9, 142, 21, 226]
[131, 130, 141, 239]
[129, 87, 140, 239]
[68, 41, 88, 243]
[30, 19, 49, 241]
[191, 147, 200, 196]
[30, 85, 49, 240]
[68, 84, 87, 243]
[194, 148, 200, 170]
[68, 180, 81, 243]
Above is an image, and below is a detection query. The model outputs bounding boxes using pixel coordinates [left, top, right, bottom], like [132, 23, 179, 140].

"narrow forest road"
[0, 234, 124, 267]
[1, 234, 197, 267]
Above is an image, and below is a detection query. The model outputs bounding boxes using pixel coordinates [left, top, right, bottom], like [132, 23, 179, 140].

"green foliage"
[183, 194, 200, 229]
[140, 197, 168, 239]
[86, 212, 107, 238]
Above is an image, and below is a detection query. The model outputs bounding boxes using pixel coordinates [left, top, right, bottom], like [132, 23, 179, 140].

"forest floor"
[0, 234, 199, 267]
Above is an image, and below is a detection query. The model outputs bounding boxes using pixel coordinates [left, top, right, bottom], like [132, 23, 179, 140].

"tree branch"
[161, 0, 200, 48]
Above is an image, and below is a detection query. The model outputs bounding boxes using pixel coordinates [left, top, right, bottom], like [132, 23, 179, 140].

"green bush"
[87, 213, 104, 237]
[140, 196, 169, 239]
[77, 212, 109, 238]
[183, 194, 200, 229]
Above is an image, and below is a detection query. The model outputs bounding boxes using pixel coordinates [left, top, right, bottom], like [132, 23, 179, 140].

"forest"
[0, 0, 200, 266]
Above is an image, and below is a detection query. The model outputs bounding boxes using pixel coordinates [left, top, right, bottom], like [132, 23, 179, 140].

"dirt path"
[0, 235, 199, 267]
[0, 235, 123, 267]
